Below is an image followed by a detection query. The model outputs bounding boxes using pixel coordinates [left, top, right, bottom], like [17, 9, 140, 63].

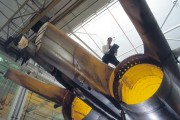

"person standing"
[102, 44, 120, 66]
[102, 37, 112, 54]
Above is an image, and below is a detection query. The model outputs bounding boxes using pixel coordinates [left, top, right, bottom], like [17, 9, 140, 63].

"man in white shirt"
[102, 37, 112, 54]
[102, 44, 120, 66]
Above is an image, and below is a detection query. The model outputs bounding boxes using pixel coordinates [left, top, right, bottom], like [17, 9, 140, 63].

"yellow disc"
[71, 97, 92, 120]
[120, 64, 163, 104]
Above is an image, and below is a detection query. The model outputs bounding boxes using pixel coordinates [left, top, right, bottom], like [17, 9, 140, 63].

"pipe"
[4, 68, 111, 120]
[20, 36, 123, 119]
[24, 41, 55, 73]
[34, 22, 114, 95]
[4, 68, 67, 105]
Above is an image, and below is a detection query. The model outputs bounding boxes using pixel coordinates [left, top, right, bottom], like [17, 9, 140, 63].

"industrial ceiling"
[0, 0, 114, 41]
[0, 0, 180, 61]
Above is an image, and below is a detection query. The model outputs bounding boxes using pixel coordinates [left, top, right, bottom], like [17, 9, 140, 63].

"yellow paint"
[25, 92, 61, 113]
[71, 97, 92, 120]
[120, 64, 163, 104]
[109, 70, 115, 97]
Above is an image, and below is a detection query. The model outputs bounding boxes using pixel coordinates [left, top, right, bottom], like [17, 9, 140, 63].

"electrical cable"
[160, 0, 179, 28]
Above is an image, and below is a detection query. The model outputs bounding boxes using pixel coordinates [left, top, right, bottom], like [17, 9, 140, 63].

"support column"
[8, 86, 28, 120]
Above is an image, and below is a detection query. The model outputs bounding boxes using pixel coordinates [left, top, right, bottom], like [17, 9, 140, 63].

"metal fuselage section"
[5, 68, 110, 120]
[14, 0, 180, 119]
[24, 21, 180, 119]
[34, 23, 113, 95]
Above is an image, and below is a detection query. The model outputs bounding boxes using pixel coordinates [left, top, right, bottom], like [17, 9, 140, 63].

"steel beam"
[18, 0, 60, 35]
[0, 0, 30, 33]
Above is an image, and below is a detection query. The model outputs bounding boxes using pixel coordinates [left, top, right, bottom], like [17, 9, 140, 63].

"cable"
[108, 8, 138, 54]
[160, 0, 178, 28]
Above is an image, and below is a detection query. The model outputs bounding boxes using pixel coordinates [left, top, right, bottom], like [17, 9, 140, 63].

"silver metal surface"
[120, 73, 180, 120]
[25, 42, 54, 73]
[34, 22, 113, 95]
